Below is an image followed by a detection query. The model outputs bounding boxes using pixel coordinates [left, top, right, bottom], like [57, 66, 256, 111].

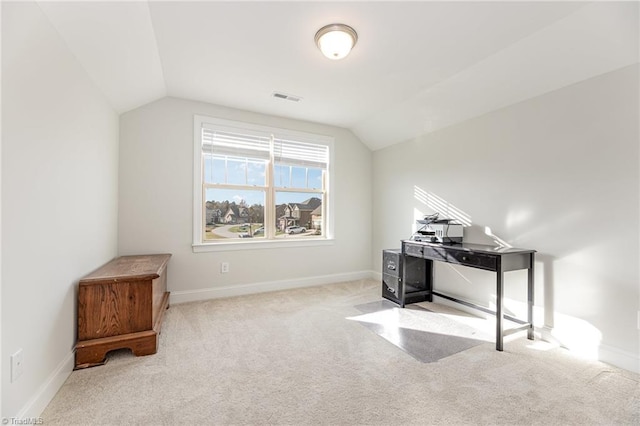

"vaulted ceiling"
[37, 1, 639, 150]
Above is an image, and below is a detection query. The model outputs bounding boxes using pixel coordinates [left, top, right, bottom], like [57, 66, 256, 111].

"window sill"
[192, 237, 335, 252]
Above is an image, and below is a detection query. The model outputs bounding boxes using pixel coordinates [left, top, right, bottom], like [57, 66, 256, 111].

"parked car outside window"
[285, 226, 306, 234]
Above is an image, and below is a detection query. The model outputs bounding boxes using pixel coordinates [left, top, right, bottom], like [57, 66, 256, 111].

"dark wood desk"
[402, 240, 535, 351]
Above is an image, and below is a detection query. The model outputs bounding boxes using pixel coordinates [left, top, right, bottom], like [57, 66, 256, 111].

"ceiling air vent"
[272, 92, 301, 102]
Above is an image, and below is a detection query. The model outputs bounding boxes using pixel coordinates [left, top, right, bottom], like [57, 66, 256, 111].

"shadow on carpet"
[349, 300, 492, 363]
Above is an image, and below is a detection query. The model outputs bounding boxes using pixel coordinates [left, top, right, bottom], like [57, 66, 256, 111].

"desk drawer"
[383, 250, 401, 277]
[383, 273, 400, 295]
[447, 251, 497, 271]
[421, 246, 449, 262]
[404, 243, 423, 258]
[420, 245, 497, 271]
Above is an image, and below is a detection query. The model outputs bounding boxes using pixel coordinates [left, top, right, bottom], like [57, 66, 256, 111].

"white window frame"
[193, 115, 335, 252]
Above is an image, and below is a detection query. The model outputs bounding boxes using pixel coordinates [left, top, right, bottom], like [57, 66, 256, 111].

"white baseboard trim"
[540, 326, 639, 373]
[170, 270, 376, 304]
[598, 343, 640, 374]
[17, 349, 74, 419]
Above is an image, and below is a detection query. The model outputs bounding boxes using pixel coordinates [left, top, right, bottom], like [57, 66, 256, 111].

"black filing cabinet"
[382, 249, 430, 307]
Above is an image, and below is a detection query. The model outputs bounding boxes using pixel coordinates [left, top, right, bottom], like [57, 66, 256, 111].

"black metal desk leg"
[527, 253, 535, 340]
[426, 259, 434, 302]
[400, 253, 406, 308]
[496, 269, 504, 351]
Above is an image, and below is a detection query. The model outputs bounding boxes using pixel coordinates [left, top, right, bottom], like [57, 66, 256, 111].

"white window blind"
[201, 127, 271, 160]
[202, 127, 329, 169]
[274, 137, 329, 169]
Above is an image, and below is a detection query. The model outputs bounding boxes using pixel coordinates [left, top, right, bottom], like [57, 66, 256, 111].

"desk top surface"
[402, 240, 535, 256]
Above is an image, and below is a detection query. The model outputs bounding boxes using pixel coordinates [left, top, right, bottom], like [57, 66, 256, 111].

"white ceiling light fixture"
[314, 23, 358, 60]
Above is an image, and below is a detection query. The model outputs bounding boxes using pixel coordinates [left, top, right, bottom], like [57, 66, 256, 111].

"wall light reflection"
[545, 313, 603, 360]
[413, 186, 472, 226]
[484, 226, 512, 248]
[506, 209, 532, 229]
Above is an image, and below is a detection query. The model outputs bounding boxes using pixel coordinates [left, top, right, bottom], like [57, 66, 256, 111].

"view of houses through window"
[204, 191, 322, 240]
[196, 116, 331, 243]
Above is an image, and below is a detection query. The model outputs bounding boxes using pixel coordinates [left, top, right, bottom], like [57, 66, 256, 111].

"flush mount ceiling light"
[314, 23, 358, 60]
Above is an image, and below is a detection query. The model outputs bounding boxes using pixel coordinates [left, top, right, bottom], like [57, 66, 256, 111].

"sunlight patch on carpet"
[348, 300, 492, 363]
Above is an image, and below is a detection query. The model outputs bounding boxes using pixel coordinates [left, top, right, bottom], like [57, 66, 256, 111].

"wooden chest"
[75, 254, 171, 369]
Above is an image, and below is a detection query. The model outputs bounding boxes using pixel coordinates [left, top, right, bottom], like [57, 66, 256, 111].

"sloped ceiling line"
[35, 1, 639, 150]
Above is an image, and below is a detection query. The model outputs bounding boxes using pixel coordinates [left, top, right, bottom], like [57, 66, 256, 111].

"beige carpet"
[42, 279, 639, 425]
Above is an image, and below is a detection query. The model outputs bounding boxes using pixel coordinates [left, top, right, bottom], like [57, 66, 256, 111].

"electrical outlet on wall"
[221, 262, 229, 274]
[11, 348, 24, 382]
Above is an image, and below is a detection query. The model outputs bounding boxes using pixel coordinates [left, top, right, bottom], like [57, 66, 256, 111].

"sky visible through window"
[204, 155, 322, 205]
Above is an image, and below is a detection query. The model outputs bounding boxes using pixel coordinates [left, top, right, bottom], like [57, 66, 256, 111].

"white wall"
[0, 0, 4, 417]
[119, 97, 372, 301]
[1, 2, 119, 417]
[372, 64, 639, 372]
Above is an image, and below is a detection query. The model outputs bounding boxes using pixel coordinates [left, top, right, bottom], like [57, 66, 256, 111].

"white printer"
[412, 214, 463, 244]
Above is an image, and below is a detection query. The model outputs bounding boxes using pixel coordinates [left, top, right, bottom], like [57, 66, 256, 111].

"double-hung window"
[193, 115, 333, 249]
